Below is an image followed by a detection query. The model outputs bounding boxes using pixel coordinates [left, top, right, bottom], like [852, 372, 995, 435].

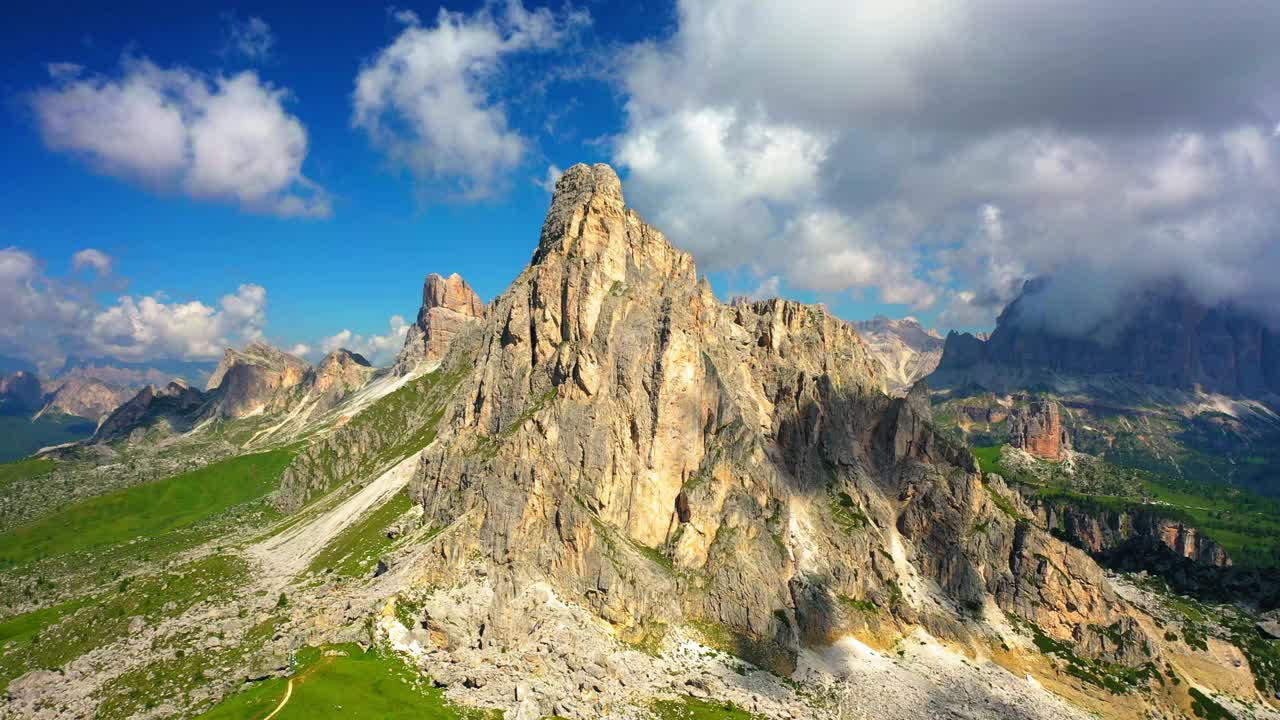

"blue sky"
[4, 1, 1280, 369]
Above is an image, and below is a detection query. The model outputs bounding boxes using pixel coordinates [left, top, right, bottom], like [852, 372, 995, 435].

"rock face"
[1008, 399, 1071, 460]
[37, 375, 131, 422]
[396, 273, 485, 370]
[853, 316, 945, 395]
[934, 278, 1280, 399]
[402, 163, 1154, 673]
[0, 371, 43, 414]
[304, 349, 375, 413]
[206, 342, 311, 418]
[94, 381, 206, 444]
[1019, 492, 1232, 567]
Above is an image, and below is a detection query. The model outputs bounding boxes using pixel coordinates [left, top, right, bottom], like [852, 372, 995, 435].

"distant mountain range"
[852, 315, 945, 393]
[933, 277, 1280, 401]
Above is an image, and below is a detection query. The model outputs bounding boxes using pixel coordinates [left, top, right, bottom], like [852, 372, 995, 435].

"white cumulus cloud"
[613, 0, 1280, 330]
[354, 1, 587, 200]
[319, 315, 410, 367]
[0, 247, 270, 369]
[89, 283, 268, 361]
[31, 58, 330, 218]
[71, 248, 113, 276]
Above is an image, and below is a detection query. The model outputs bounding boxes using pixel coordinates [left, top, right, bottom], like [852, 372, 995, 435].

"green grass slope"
[0, 457, 54, 489]
[196, 644, 501, 720]
[0, 449, 293, 569]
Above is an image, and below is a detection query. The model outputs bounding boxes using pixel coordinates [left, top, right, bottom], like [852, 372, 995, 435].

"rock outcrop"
[36, 375, 131, 422]
[205, 342, 311, 418]
[0, 371, 43, 414]
[1008, 398, 1071, 460]
[399, 163, 1155, 674]
[933, 277, 1280, 399]
[853, 316, 945, 394]
[93, 380, 206, 444]
[396, 273, 485, 370]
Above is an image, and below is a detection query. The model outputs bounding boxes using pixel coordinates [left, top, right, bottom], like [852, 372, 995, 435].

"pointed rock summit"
[396, 272, 485, 370]
[304, 348, 375, 413]
[1008, 398, 1072, 460]
[362, 161, 1155, 678]
[206, 341, 310, 418]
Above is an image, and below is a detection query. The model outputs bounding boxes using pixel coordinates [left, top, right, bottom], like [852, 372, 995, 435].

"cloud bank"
[613, 0, 1280, 331]
[0, 247, 269, 371]
[354, 1, 587, 200]
[318, 315, 409, 367]
[32, 58, 330, 218]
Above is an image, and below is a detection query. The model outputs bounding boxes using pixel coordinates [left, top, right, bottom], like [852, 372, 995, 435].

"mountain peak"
[534, 163, 627, 263]
[396, 273, 486, 370]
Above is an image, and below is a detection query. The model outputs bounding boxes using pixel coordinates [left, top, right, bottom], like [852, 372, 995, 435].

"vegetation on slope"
[307, 490, 418, 577]
[196, 644, 501, 720]
[0, 457, 54, 489]
[0, 449, 293, 569]
[277, 362, 469, 510]
[652, 696, 766, 719]
[0, 554, 248, 691]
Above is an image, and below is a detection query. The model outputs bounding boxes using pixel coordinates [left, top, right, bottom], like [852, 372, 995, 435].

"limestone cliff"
[205, 342, 311, 418]
[403, 163, 1155, 674]
[853, 316, 945, 395]
[1008, 398, 1072, 460]
[1008, 482, 1233, 567]
[36, 375, 131, 422]
[396, 273, 486, 371]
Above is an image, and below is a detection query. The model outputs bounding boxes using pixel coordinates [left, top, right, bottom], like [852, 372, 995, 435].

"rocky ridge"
[853, 316, 945, 395]
[934, 278, 1280, 401]
[398, 164, 1166, 697]
[396, 272, 486, 371]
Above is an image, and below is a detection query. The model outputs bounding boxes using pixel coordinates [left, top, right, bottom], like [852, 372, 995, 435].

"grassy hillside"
[0, 457, 54, 489]
[973, 444, 1280, 566]
[196, 644, 500, 720]
[0, 449, 294, 569]
[0, 413, 96, 463]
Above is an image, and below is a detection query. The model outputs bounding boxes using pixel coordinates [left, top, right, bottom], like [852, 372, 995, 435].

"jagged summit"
[396, 273, 486, 370]
[373, 158, 1157, 690]
[854, 315, 945, 395]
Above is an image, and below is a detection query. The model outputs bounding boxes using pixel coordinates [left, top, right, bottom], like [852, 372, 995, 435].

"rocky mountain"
[305, 348, 375, 413]
[934, 278, 1280, 400]
[389, 164, 1170, 692]
[204, 341, 312, 418]
[92, 380, 206, 444]
[6, 164, 1280, 720]
[396, 272, 486, 371]
[0, 371, 42, 415]
[853, 316, 944, 394]
[36, 375, 132, 423]
[92, 343, 381, 445]
[1007, 398, 1072, 461]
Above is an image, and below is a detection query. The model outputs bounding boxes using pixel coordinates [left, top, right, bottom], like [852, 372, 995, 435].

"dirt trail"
[262, 679, 293, 720]
[247, 450, 423, 578]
